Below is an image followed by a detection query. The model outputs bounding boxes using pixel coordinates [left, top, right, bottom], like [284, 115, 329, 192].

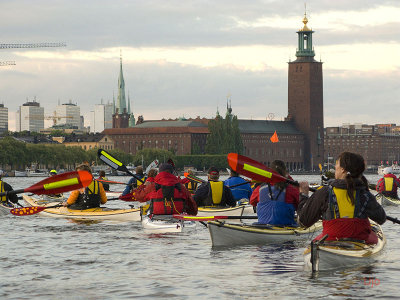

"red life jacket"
[148, 183, 186, 215]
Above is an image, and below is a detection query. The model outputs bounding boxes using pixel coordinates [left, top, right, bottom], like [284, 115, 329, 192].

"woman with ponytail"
[298, 152, 386, 244]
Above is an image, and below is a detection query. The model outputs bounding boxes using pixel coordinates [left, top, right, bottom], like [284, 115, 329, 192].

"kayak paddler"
[298, 152, 386, 244]
[63, 164, 107, 209]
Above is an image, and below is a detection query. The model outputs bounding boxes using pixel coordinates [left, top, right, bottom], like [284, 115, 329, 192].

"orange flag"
[270, 130, 279, 143]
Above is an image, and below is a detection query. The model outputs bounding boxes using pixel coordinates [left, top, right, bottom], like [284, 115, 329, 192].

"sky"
[1, 0, 399, 130]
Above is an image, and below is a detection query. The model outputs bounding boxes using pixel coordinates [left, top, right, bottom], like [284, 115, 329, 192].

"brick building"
[325, 124, 400, 169]
[104, 14, 323, 171]
[103, 120, 208, 155]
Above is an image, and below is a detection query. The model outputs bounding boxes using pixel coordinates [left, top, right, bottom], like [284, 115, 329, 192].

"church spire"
[295, 9, 315, 60]
[116, 51, 127, 113]
[127, 91, 131, 114]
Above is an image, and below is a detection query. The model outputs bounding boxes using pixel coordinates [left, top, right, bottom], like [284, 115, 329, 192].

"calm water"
[1, 175, 399, 299]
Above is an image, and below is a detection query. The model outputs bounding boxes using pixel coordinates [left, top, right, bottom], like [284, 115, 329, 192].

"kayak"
[376, 194, 400, 206]
[37, 194, 65, 204]
[197, 205, 255, 223]
[141, 214, 196, 234]
[0, 201, 17, 215]
[208, 220, 322, 247]
[23, 195, 141, 222]
[303, 222, 386, 272]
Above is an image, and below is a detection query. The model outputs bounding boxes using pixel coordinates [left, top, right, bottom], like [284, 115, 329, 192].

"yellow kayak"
[23, 195, 140, 222]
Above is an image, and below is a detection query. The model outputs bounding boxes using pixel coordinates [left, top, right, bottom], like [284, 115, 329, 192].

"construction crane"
[1, 42, 66, 66]
[26, 111, 73, 126]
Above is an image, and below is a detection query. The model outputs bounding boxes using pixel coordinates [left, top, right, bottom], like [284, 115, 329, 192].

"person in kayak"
[376, 167, 400, 199]
[193, 167, 236, 207]
[97, 170, 110, 192]
[298, 151, 386, 244]
[181, 169, 198, 194]
[0, 170, 19, 206]
[250, 160, 299, 226]
[122, 166, 146, 196]
[134, 163, 197, 215]
[63, 164, 107, 209]
[224, 168, 252, 204]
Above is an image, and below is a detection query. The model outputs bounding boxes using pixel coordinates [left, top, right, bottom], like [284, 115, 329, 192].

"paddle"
[98, 149, 144, 183]
[227, 153, 316, 192]
[97, 179, 135, 186]
[184, 172, 206, 184]
[10, 204, 64, 216]
[0, 170, 92, 198]
[386, 216, 400, 224]
[173, 214, 258, 221]
[227, 180, 251, 189]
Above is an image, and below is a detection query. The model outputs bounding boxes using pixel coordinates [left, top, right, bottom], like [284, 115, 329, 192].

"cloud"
[1, 0, 400, 130]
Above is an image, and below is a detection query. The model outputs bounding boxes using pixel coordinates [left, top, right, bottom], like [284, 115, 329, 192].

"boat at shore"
[303, 222, 385, 272]
[208, 220, 322, 247]
[23, 195, 141, 222]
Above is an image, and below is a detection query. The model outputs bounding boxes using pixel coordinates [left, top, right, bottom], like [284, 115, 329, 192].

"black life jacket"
[70, 181, 101, 210]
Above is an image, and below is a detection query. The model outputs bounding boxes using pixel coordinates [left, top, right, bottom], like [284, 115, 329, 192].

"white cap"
[0, 170, 3, 176]
[383, 167, 393, 175]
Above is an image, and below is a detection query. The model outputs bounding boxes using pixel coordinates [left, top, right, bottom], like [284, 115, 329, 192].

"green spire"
[127, 92, 131, 114]
[295, 12, 315, 58]
[116, 52, 127, 113]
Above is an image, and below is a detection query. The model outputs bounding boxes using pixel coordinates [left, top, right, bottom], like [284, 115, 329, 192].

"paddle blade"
[10, 206, 48, 216]
[119, 192, 136, 202]
[227, 153, 286, 185]
[23, 171, 92, 195]
[98, 149, 128, 172]
[184, 173, 205, 184]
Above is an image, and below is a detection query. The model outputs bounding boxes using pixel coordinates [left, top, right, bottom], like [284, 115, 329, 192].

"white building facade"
[55, 102, 81, 129]
[0, 104, 8, 134]
[17, 101, 44, 132]
[90, 102, 113, 133]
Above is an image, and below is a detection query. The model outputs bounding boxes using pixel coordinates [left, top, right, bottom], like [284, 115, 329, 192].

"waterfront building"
[0, 104, 8, 134]
[104, 14, 322, 171]
[16, 100, 44, 132]
[55, 101, 81, 129]
[325, 123, 400, 169]
[61, 133, 115, 151]
[286, 12, 324, 170]
[90, 100, 113, 133]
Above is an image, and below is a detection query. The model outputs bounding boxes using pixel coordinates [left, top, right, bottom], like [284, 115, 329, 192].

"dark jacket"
[194, 180, 236, 207]
[298, 179, 386, 228]
[0, 180, 19, 204]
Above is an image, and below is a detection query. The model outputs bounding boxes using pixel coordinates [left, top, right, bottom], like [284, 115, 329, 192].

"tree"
[205, 110, 243, 155]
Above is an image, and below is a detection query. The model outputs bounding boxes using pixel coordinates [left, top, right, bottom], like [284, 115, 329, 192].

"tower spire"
[116, 50, 127, 113]
[295, 10, 315, 60]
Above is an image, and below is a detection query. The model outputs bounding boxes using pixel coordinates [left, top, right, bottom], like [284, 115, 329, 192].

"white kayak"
[208, 220, 322, 247]
[303, 222, 386, 272]
[23, 195, 141, 222]
[197, 205, 255, 223]
[376, 194, 400, 206]
[0, 201, 17, 215]
[141, 214, 196, 234]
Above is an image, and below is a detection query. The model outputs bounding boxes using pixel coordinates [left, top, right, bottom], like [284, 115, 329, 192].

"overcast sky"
[1, 0, 399, 130]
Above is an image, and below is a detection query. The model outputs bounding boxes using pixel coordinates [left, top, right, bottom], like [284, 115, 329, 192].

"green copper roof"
[134, 120, 207, 128]
[238, 120, 303, 135]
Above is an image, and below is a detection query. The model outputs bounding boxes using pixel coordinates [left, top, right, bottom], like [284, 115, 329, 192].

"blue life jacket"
[256, 184, 297, 226]
[224, 176, 252, 201]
